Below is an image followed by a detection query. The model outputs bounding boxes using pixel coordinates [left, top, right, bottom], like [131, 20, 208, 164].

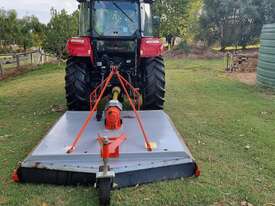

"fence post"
[40, 52, 43, 64]
[30, 52, 33, 65]
[16, 55, 20, 69]
[0, 63, 4, 77]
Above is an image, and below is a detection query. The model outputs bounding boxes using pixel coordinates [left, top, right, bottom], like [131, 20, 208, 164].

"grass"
[0, 59, 275, 206]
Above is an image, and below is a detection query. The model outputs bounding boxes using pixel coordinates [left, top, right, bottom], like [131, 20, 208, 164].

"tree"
[153, 0, 190, 37]
[0, 9, 46, 52]
[259, 0, 275, 23]
[184, 0, 203, 43]
[43, 8, 79, 58]
[197, 0, 243, 49]
[17, 17, 34, 51]
[30, 16, 46, 48]
[0, 9, 18, 47]
[198, 0, 275, 50]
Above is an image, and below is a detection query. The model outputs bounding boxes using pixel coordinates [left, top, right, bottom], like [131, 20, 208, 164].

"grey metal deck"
[19, 111, 196, 186]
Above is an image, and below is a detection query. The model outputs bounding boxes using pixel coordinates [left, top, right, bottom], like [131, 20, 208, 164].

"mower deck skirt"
[18, 111, 197, 187]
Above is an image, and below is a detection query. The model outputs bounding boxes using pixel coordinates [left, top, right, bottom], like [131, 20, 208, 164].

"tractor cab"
[76, 0, 161, 73]
[88, 1, 139, 37]
[78, 0, 159, 38]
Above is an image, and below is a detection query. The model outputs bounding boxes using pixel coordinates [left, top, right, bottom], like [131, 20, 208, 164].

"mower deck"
[17, 110, 197, 188]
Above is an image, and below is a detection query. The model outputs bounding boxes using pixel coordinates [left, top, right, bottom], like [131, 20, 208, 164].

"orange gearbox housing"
[105, 106, 121, 130]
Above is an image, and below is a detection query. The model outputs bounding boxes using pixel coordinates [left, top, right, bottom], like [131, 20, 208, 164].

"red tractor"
[12, 2, 200, 205]
[12, 0, 200, 206]
[66, 0, 165, 111]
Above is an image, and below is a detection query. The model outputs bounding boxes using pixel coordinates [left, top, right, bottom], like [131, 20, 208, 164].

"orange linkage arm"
[66, 70, 115, 153]
[115, 70, 152, 151]
[89, 75, 111, 110]
[117, 74, 142, 110]
[67, 67, 152, 153]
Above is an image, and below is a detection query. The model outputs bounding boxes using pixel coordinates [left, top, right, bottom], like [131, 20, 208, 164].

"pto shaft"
[112, 87, 121, 100]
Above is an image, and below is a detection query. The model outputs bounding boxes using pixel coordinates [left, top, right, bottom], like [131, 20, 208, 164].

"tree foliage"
[0, 9, 45, 52]
[153, 0, 190, 37]
[0, 8, 78, 55]
[43, 9, 79, 58]
[198, 0, 275, 49]
[0, 9, 18, 46]
[17, 16, 46, 51]
[184, 0, 203, 43]
[1, 1, 274, 54]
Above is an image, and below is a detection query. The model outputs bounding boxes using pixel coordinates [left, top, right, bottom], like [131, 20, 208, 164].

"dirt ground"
[0, 66, 31, 80]
[0, 60, 59, 81]
[225, 49, 258, 86]
[228, 72, 256, 85]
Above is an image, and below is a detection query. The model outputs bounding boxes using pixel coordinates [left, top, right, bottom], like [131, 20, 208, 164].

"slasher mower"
[12, 0, 200, 205]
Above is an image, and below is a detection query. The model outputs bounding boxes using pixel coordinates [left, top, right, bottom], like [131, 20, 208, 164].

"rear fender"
[140, 37, 164, 58]
[66, 37, 94, 63]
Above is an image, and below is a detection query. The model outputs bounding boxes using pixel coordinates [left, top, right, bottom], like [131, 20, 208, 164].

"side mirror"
[153, 16, 160, 27]
[152, 16, 160, 37]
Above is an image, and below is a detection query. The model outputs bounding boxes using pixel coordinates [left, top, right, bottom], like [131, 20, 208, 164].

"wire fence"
[0, 50, 57, 78]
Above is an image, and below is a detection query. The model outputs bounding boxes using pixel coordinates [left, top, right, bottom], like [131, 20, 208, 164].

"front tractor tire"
[142, 57, 165, 110]
[65, 57, 92, 111]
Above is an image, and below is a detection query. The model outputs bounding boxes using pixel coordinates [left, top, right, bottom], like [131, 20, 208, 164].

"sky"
[0, 0, 78, 24]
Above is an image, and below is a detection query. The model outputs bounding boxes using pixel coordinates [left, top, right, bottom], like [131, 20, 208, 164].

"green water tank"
[257, 23, 275, 89]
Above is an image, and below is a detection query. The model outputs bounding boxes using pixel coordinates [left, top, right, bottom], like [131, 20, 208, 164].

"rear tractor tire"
[65, 57, 93, 111]
[142, 57, 165, 110]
